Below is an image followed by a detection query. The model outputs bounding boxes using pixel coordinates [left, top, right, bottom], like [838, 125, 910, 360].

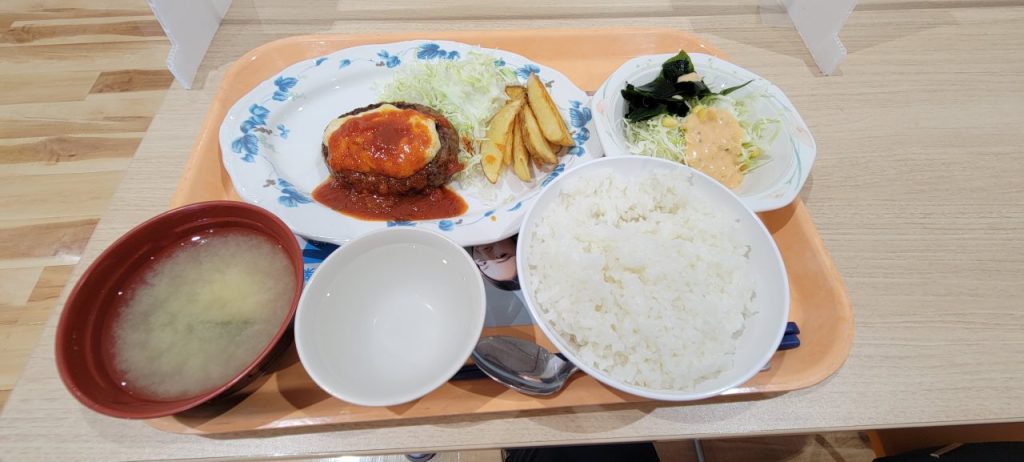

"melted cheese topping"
[323, 104, 441, 179]
[683, 106, 745, 189]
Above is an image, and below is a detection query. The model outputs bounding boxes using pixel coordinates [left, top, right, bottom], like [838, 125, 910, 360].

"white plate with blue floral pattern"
[219, 40, 601, 246]
[591, 53, 816, 212]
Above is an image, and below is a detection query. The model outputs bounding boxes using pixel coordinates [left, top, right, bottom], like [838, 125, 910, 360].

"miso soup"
[112, 228, 296, 400]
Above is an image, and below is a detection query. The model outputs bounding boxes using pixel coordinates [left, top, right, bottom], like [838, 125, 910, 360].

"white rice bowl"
[517, 156, 789, 401]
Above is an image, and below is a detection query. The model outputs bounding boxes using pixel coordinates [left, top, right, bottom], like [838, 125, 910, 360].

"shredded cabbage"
[623, 84, 779, 174]
[622, 115, 688, 163]
[377, 52, 516, 194]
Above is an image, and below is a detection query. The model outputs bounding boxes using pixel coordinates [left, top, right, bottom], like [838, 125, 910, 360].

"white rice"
[526, 167, 754, 390]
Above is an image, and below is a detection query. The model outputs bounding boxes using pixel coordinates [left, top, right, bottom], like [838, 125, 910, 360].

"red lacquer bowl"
[55, 201, 303, 419]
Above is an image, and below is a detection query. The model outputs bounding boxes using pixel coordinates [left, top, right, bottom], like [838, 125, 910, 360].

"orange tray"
[154, 28, 853, 434]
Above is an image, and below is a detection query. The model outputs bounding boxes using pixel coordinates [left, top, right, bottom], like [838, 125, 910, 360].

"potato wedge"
[487, 99, 523, 151]
[503, 127, 514, 166]
[480, 139, 504, 183]
[505, 85, 526, 101]
[512, 119, 531, 181]
[526, 73, 574, 146]
[482, 98, 524, 182]
[520, 104, 558, 164]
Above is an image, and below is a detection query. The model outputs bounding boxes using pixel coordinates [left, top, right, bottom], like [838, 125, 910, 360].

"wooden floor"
[0, 2, 877, 461]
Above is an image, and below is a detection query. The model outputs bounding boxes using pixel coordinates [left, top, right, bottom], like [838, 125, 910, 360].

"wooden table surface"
[1, 1, 1023, 460]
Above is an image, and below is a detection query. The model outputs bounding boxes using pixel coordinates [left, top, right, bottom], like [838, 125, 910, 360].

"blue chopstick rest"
[776, 322, 801, 350]
[778, 334, 801, 351]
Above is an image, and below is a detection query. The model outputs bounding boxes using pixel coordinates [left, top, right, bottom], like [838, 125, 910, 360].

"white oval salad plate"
[220, 40, 601, 246]
[590, 52, 816, 212]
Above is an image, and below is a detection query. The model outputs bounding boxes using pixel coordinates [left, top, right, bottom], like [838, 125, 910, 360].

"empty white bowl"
[295, 227, 486, 407]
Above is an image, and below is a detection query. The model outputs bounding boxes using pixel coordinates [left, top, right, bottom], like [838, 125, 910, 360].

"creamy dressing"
[682, 106, 745, 189]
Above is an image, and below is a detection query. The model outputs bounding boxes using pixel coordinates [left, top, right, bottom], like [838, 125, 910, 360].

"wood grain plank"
[0, 8, 151, 28]
[89, 69, 173, 94]
[0, 40, 169, 70]
[0, 92, 164, 139]
[856, 0, 1023, 10]
[0, 218, 97, 266]
[0, 171, 125, 221]
[0, 0, 153, 13]
[13, 266, 73, 331]
[0, 324, 43, 391]
[0, 135, 141, 175]
[0, 306, 16, 327]
[25, 265, 74, 307]
[0, 268, 43, 307]
[0, 266, 75, 405]
[7, 14, 158, 27]
[0, 116, 153, 139]
[0, 70, 97, 105]
[221, 1, 758, 21]
[1, 16, 165, 46]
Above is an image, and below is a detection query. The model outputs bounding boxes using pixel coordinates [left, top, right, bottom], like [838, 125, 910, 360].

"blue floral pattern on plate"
[516, 64, 540, 81]
[417, 43, 460, 60]
[567, 101, 592, 156]
[541, 163, 566, 187]
[275, 178, 312, 208]
[230, 104, 270, 162]
[220, 40, 602, 246]
[272, 76, 298, 101]
[377, 50, 400, 68]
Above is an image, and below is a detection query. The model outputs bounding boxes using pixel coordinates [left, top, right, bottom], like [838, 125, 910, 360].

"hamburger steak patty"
[322, 102, 462, 195]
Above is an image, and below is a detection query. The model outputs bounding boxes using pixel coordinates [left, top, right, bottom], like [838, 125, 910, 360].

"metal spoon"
[471, 336, 578, 396]
[464, 335, 779, 395]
